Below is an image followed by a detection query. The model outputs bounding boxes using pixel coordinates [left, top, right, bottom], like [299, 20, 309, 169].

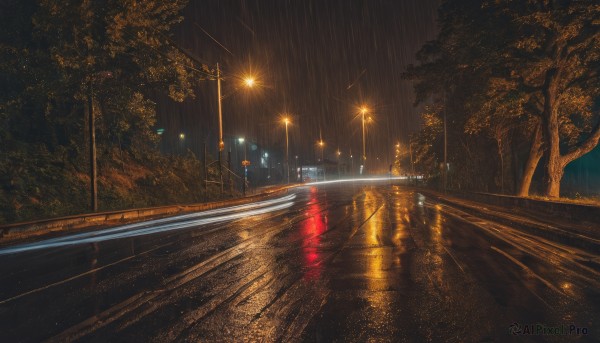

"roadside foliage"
[0, 0, 221, 224]
[405, 0, 600, 198]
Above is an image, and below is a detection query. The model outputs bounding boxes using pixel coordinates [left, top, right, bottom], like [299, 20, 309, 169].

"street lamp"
[359, 106, 369, 174]
[244, 77, 255, 88]
[318, 140, 325, 181]
[337, 150, 341, 178]
[295, 155, 299, 181]
[350, 150, 354, 176]
[264, 152, 271, 179]
[238, 137, 247, 196]
[282, 117, 291, 184]
[215, 63, 256, 195]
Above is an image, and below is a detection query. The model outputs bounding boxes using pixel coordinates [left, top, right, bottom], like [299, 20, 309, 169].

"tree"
[406, 0, 600, 198]
[0, 0, 220, 221]
[411, 107, 443, 180]
[502, 1, 600, 198]
[30, 0, 203, 144]
[405, 0, 521, 193]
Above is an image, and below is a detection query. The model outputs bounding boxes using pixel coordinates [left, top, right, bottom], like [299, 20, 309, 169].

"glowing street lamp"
[282, 116, 291, 184]
[215, 64, 257, 194]
[318, 140, 325, 161]
[359, 106, 369, 174]
[238, 137, 248, 196]
[337, 150, 341, 178]
[318, 140, 325, 181]
[244, 76, 255, 88]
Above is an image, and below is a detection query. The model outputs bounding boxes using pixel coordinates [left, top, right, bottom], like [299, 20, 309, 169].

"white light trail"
[302, 176, 415, 186]
[0, 194, 296, 255]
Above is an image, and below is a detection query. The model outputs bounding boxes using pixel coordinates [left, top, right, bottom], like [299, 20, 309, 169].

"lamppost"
[295, 155, 299, 182]
[359, 106, 368, 175]
[214, 63, 255, 195]
[88, 71, 113, 212]
[337, 150, 341, 178]
[318, 140, 325, 181]
[238, 137, 248, 196]
[264, 152, 270, 180]
[282, 117, 291, 184]
[350, 150, 354, 176]
[216, 63, 224, 194]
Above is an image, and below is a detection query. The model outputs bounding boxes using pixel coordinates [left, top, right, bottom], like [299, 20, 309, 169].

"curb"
[418, 190, 600, 254]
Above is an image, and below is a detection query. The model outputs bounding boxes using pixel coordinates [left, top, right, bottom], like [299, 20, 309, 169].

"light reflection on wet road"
[0, 184, 598, 342]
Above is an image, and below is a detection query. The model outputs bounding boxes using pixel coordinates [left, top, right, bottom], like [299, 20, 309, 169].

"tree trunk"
[544, 111, 563, 198]
[542, 68, 562, 198]
[517, 122, 543, 197]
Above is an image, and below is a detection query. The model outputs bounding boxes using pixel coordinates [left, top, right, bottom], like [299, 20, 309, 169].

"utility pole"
[285, 119, 290, 184]
[350, 149, 354, 176]
[362, 111, 366, 174]
[217, 63, 224, 196]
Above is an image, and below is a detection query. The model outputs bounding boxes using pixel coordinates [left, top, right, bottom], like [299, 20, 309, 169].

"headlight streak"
[0, 195, 296, 255]
[302, 176, 410, 187]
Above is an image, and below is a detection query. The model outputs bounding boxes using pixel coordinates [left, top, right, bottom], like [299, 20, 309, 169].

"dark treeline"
[0, 0, 226, 224]
[405, 0, 600, 198]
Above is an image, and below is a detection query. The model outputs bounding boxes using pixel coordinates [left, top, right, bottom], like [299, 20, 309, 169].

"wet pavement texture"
[0, 184, 599, 342]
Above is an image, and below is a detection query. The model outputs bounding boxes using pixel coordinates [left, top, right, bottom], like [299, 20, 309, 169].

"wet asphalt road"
[0, 183, 599, 342]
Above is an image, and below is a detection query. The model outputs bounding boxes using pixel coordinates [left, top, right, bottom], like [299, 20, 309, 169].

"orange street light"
[215, 64, 259, 195]
[244, 76, 255, 88]
[317, 140, 325, 181]
[359, 105, 369, 174]
[282, 116, 291, 184]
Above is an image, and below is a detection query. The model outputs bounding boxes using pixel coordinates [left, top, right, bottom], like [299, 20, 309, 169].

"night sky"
[158, 0, 439, 168]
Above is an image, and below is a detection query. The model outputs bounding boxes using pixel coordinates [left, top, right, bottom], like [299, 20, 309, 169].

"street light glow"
[357, 105, 370, 175]
[244, 76, 255, 88]
[238, 137, 245, 143]
[281, 115, 291, 184]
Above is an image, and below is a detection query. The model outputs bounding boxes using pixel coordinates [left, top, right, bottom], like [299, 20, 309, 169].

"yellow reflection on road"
[427, 203, 446, 293]
[363, 189, 392, 336]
